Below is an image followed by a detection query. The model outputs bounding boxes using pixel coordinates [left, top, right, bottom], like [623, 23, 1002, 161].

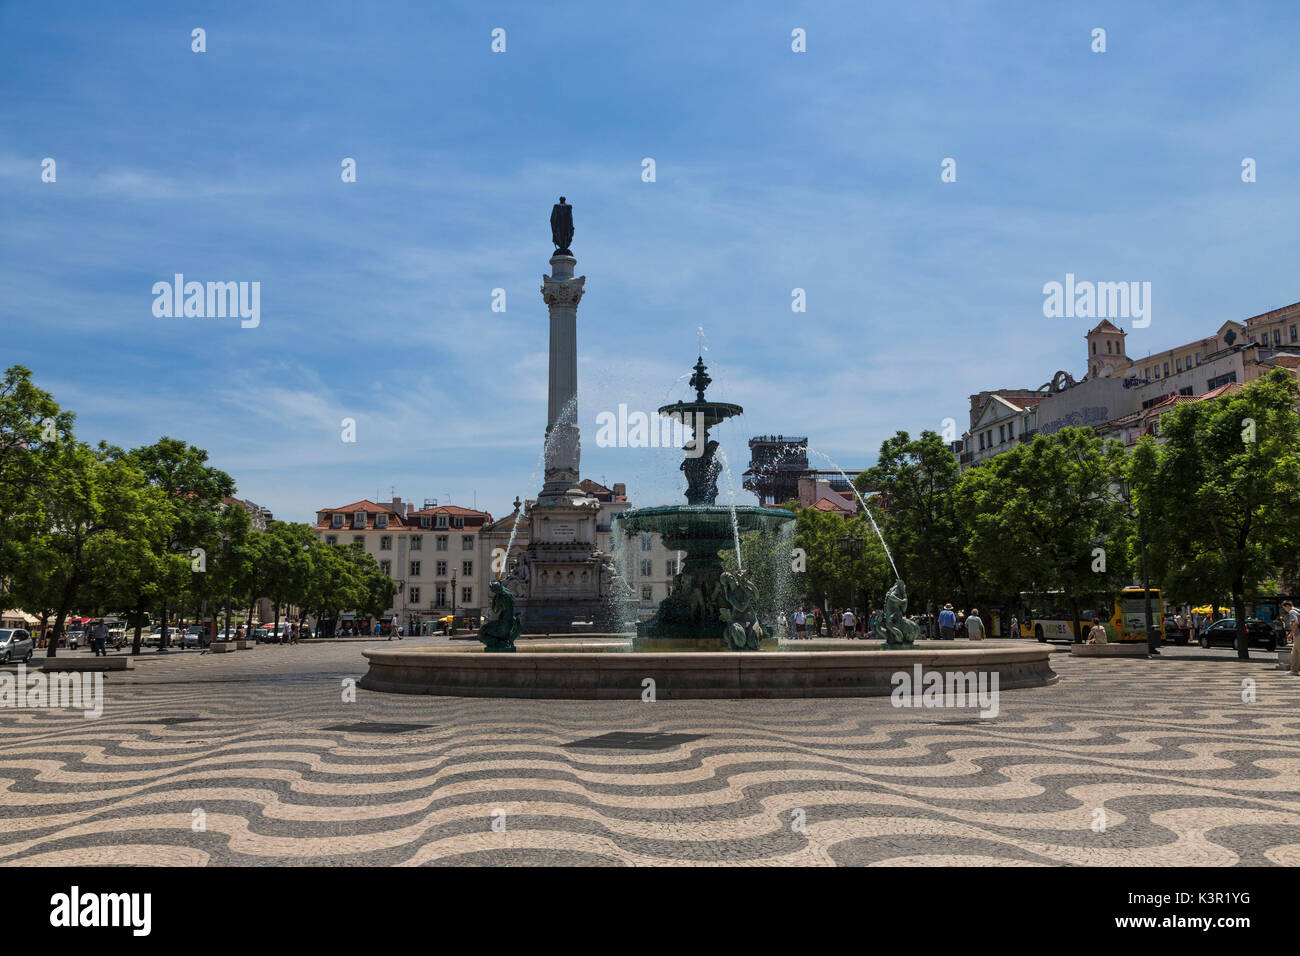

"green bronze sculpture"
[879, 578, 920, 647]
[478, 581, 522, 653]
[718, 569, 765, 651]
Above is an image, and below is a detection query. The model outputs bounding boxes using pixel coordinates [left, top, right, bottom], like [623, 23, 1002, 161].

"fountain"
[612, 356, 796, 650]
[356, 197, 1058, 698]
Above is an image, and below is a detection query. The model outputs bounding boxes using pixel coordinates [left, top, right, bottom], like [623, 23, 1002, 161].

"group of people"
[783, 607, 887, 640]
[937, 603, 986, 640]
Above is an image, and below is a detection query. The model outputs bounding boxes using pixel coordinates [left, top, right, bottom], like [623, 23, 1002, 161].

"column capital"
[541, 273, 586, 307]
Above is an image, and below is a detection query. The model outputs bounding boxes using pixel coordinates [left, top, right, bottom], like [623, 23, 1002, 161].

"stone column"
[539, 253, 586, 501]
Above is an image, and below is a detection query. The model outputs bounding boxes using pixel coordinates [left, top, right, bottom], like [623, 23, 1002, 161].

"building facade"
[960, 302, 1300, 467]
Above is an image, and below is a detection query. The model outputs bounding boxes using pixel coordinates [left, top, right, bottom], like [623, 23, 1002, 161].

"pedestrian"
[938, 603, 956, 640]
[842, 606, 856, 639]
[794, 608, 806, 639]
[1086, 613, 1108, 645]
[1284, 600, 1300, 674]
[966, 608, 986, 641]
[91, 618, 107, 656]
[1009, 614, 1019, 639]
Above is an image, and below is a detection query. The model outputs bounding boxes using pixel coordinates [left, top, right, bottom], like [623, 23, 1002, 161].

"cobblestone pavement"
[1, 641, 1298, 866]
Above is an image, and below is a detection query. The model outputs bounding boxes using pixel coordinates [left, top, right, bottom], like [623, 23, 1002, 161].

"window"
[436, 536, 448, 551]
[409, 561, 421, 577]
[380, 536, 392, 551]
[1176, 357, 1182, 372]
[666, 559, 678, 576]
[1092, 342, 1097, 354]
[1207, 371, 1238, 389]
[420, 516, 432, 529]
[462, 560, 473, 577]
[640, 559, 653, 576]
[461, 587, 472, 605]
[641, 535, 653, 552]
[453, 517, 464, 528]
[436, 560, 447, 576]
[437, 515, 448, 528]
[331, 514, 344, 529]
[408, 587, 420, 605]
[462, 536, 473, 550]
[1274, 329, 1282, 345]
[978, 432, 985, 451]
[641, 587, 653, 602]
[1163, 362, 1170, 377]
[410, 535, 422, 550]
[1195, 354, 1201, 365]
[998, 424, 1005, 443]
[375, 514, 388, 529]
[325, 535, 338, 545]
[435, 586, 447, 607]
[1106, 340, 1112, 354]
[1291, 324, 1297, 343]
[1178, 386, 1193, 396]
[353, 511, 366, 529]
[353, 536, 364, 545]
[380, 560, 391, 575]
[1153, 365, 1159, 379]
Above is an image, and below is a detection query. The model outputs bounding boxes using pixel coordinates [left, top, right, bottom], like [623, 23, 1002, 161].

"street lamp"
[221, 533, 233, 646]
[838, 535, 862, 615]
[1117, 480, 1157, 655]
[451, 575, 458, 635]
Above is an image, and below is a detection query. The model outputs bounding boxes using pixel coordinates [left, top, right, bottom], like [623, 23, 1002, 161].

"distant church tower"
[1085, 319, 1129, 379]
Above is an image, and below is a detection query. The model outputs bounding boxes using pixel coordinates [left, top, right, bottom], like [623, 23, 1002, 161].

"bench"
[235, 640, 255, 650]
[209, 642, 237, 653]
[41, 656, 133, 671]
[1071, 642, 1149, 657]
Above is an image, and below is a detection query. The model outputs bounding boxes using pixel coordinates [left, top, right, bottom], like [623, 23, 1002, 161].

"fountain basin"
[358, 640, 1057, 698]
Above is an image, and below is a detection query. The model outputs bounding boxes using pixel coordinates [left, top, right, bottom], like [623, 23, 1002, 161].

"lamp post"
[221, 533, 232, 646]
[451, 574, 458, 635]
[838, 535, 862, 616]
[1118, 481, 1157, 656]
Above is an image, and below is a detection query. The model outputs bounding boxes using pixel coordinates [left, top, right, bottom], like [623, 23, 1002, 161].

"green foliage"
[1130, 368, 1300, 655]
[862, 430, 972, 609]
[791, 507, 890, 610]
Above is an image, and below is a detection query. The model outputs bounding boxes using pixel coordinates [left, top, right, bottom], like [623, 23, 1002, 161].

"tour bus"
[1007, 587, 1163, 643]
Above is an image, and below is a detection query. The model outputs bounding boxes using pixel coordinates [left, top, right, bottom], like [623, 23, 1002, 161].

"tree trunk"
[160, 601, 169, 650]
[131, 596, 145, 655]
[1232, 584, 1249, 660]
[46, 567, 81, 659]
[273, 601, 280, 645]
[1068, 594, 1082, 643]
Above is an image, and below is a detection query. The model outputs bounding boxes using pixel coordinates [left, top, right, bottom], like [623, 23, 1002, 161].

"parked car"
[1198, 618, 1276, 651]
[0, 628, 34, 664]
[180, 625, 207, 648]
[107, 627, 128, 649]
[65, 630, 85, 650]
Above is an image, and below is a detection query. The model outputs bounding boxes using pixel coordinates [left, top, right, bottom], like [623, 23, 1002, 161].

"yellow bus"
[1000, 587, 1163, 643]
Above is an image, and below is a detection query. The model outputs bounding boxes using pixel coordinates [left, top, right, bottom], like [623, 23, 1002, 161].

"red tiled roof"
[408, 504, 490, 517]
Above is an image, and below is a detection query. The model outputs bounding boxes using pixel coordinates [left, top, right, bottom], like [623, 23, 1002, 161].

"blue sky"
[3, 1, 1298, 522]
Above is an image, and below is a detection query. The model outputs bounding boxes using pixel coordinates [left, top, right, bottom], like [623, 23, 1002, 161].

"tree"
[1130, 369, 1300, 659]
[0, 366, 75, 605]
[956, 427, 1131, 640]
[105, 438, 235, 653]
[790, 508, 890, 614]
[36, 444, 159, 657]
[862, 430, 974, 612]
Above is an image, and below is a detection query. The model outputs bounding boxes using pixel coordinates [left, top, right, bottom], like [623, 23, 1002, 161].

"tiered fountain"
[614, 356, 796, 650]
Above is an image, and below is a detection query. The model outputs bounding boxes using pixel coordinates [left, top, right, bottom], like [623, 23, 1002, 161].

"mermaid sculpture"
[478, 581, 522, 653]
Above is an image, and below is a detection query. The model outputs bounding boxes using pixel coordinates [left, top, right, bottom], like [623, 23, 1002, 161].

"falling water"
[806, 446, 900, 581]
[714, 446, 744, 571]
